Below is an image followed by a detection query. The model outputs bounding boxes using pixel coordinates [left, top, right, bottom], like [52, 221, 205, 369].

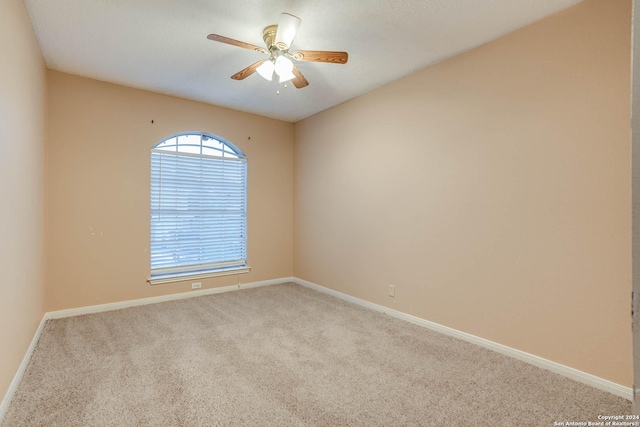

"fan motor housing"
[262, 25, 278, 50]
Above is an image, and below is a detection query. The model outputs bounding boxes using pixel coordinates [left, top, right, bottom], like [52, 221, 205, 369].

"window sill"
[148, 266, 251, 285]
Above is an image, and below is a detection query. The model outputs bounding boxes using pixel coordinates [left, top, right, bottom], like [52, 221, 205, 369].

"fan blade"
[207, 34, 267, 54]
[291, 50, 348, 64]
[291, 65, 309, 89]
[231, 60, 266, 80]
[274, 13, 301, 50]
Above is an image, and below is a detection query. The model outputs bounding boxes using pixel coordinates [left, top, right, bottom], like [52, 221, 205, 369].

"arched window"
[149, 132, 248, 284]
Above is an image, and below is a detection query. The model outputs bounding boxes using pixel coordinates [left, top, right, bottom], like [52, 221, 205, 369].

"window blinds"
[150, 149, 247, 277]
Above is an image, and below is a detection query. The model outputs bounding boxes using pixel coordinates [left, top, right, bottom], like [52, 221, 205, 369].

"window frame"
[148, 131, 250, 285]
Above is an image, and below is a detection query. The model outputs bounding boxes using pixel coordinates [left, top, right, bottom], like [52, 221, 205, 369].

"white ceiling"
[23, 0, 582, 123]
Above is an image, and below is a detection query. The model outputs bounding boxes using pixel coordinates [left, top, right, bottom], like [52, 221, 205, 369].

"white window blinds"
[150, 137, 247, 281]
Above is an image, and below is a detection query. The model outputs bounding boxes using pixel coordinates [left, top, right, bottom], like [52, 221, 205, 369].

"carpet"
[1, 283, 631, 426]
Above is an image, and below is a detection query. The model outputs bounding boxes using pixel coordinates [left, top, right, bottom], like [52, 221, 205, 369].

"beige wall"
[46, 71, 293, 311]
[633, 0, 640, 412]
[0, 0, 47, 403]
[294, 0, 632, 386]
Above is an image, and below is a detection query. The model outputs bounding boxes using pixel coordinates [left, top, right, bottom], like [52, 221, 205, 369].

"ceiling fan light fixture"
[274, 55, 295, 82]
[256, 60, 275, 81]
[207, 11, 347, 89]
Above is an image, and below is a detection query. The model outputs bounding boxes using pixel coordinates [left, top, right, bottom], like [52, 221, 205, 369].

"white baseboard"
[293, 277, 633, 401]
[45, 277, 294, 319]
[0, 315, 48, 421]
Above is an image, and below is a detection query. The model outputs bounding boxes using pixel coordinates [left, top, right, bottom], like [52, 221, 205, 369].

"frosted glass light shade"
[256, 60, 275, 81]
[274, 13, 301, 49]
[278, 69, 296, 83]
[274, 56, 295, 83]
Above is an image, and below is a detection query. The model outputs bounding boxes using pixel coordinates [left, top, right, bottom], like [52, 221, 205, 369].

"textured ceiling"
[23, 0, 582, 122]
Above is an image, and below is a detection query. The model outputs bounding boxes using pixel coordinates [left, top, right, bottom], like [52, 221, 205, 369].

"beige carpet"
[1, 283, 631, 426]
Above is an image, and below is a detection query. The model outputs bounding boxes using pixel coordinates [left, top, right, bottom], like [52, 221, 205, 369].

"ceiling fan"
[207, 13, 348, 89]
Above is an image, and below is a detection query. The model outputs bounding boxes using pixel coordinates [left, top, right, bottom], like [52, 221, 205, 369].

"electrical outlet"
[192, 282, 202, 290]
[388, 285, 395, 298]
